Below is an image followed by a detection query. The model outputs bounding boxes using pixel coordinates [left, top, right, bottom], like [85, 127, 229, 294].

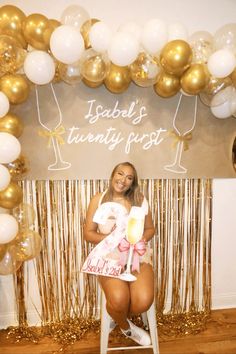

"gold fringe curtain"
[15, 179, 211, 337]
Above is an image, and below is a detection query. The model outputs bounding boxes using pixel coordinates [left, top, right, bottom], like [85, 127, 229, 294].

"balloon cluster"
[0, 4, 235, 117]
[0, 6, 43, 276]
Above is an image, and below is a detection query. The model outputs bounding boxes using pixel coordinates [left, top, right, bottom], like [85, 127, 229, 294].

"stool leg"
[147, 303, 160, 354]
[100, 293, 110, 354]
[141, 312, 149, 330]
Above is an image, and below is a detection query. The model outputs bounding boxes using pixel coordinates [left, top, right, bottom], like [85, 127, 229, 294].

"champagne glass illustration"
[164, 93, 198, 174]
[119, 206, 145, 282]
[36, 83, 71, 171]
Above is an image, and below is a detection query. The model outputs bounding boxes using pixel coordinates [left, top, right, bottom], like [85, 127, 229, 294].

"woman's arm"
[142, 208, 155, 243]
[83, 193, 108, 244]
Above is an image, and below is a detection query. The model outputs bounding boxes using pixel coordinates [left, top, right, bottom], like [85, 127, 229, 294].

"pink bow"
[118, 238, 146, 272]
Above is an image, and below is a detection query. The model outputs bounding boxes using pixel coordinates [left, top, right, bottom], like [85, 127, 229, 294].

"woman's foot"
[121, 319, 151, 346]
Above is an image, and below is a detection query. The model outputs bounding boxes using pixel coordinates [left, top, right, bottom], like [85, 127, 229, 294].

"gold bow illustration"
[38, 125, 66, 148]
[168, 130, 192, 151]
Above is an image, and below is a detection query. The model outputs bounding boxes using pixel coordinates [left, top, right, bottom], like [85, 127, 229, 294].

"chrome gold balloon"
[154, 71, 180, 98]
[104, 63, 131, 93]
[0, 5, 27, 48]
[0, 74, 30, 104]
[181, 63, 210, 95]
[23, 13, 51, 50]
[0, 182, 23, 209]
[160, 40, 192, 76]
[0, 113, 24, 137]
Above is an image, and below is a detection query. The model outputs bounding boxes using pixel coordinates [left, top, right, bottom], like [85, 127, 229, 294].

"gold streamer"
[7, 179, 211, 347]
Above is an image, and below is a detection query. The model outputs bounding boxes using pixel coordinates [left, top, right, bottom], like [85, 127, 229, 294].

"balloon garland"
[0, 4, 236, 273]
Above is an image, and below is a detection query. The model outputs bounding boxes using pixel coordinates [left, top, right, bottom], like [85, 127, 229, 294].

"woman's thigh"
[98, 275, 130, 308]
[129, 263, 154, 313]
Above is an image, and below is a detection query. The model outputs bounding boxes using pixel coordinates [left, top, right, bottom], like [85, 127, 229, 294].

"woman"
[83, 162, 155, 346]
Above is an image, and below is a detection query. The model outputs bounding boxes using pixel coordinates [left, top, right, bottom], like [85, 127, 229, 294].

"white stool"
[100, 291, 160, 354]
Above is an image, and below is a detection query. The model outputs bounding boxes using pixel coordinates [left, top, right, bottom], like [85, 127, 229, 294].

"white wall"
[0, 0, 236, 328]
[212, 179, 236, 309]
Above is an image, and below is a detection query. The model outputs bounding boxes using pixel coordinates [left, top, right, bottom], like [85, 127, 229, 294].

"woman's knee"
[106, 291, 129, 313]
[130, 292, 154, 314]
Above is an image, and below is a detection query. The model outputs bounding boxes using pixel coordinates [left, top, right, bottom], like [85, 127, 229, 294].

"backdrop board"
[14, 81, 236, 179]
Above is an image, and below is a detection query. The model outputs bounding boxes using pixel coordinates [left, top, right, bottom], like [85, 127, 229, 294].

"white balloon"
[24, 51, 55, 85]
[207, 49, 236, 78]
[229, 90, 236, 115]
[108, 32, 139, 66]
[0, 92, 9, 118]
[0, 214, 19, 244]
[0, 164, 11, 191]
[0, 207, 10, 214]
[210, 86, 236, 118]
[50, 25, 85, 64]
[168, 22, 188, 41]
[61, 4, 90, 29]
[118, 22, 142, 41]
[141, 19, 168, 55]
[214, 23, 236, 54]
[89, 22, 112, 53]
[0, 132, 21, 164]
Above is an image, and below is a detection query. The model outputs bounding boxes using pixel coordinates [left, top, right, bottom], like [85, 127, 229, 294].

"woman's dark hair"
[102, 162, 143, 206]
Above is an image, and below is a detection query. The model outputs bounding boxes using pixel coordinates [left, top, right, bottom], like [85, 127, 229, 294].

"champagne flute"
[36, 84, 71, 171]
[119, 206, 144, 282]
[164, 93, 198, 174]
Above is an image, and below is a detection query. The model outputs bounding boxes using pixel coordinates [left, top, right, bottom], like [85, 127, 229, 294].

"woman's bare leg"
[130, 263, 154, 315]
[98, 276, 130, 330]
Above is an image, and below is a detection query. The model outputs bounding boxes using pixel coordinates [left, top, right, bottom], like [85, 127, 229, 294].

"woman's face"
[111, 164, 134, 195]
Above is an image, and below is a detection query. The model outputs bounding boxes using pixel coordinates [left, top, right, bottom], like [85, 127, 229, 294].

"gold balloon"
[43, 19, 61, 49]
[131, 52, 160, 87]
[0, 5, 27, 48]
[81, 50, 109, 83]
[52, 60, 62, 84]
[0, 74, 30, 104]
[0, 112, 24, 137]
[0, 244, 7, 262]
[59, 61, 81, 85]
[80, 18, 100, 49]
[154, 71, 180, 98]
[12, 203, 36, 230]
[104, 63, 131, 94]
[23, 13, 51, 51]
[5, 155, 29, 180]
[230, 69, 236, 87]
[160, 40, 192, 76]
[0, 182, 23, 209]
[0, 35, 26, 76]
[199, 76, 232, 107]
[82, 77, 103, 88]
[0, 249, 22, 275]
[10, 229, 42, 261]
[181, 63, 210, 95]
